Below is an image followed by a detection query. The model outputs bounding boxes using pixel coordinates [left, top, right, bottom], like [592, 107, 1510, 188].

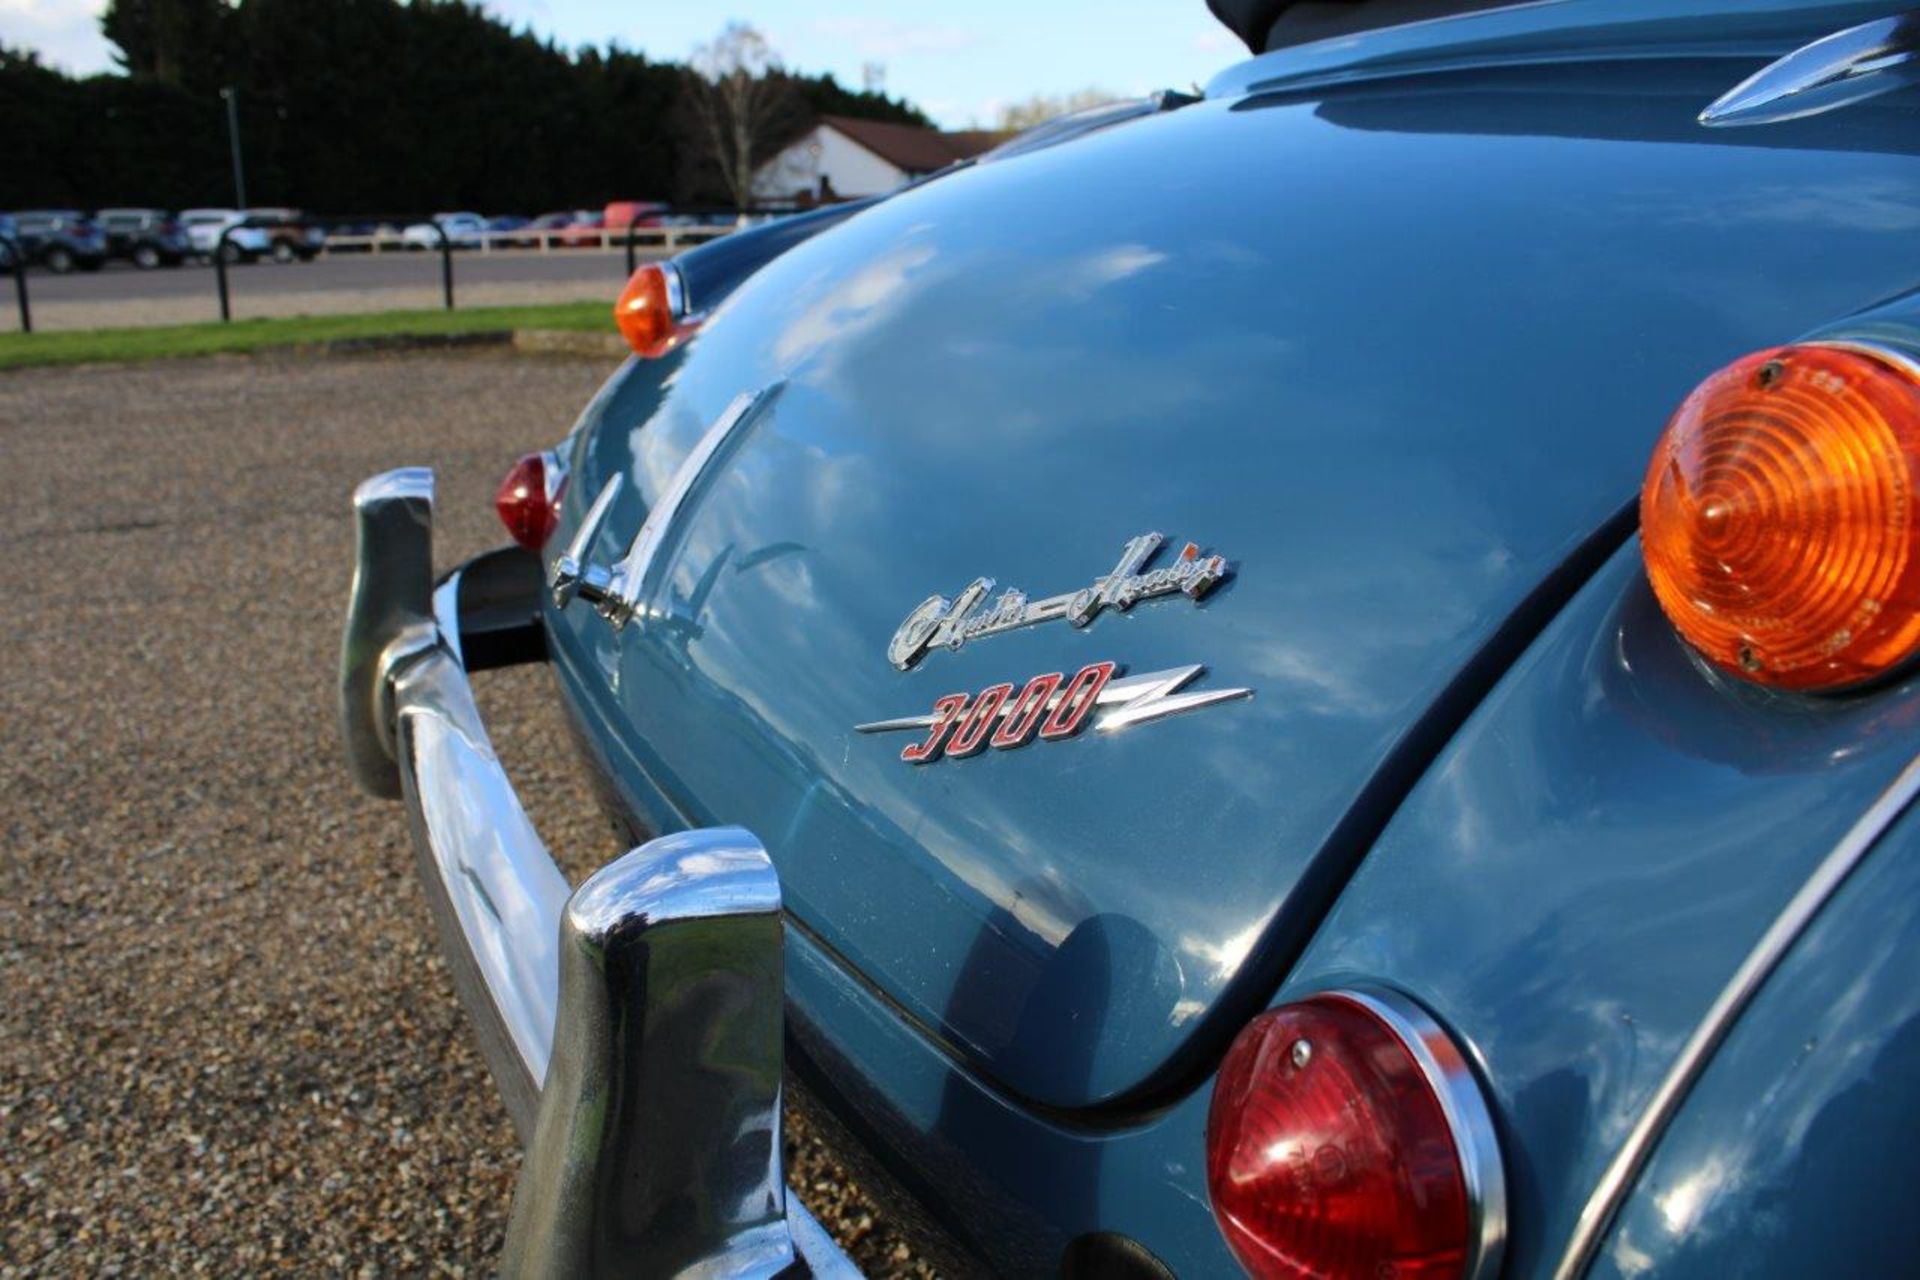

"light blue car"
[341, 2, 1920, 1275]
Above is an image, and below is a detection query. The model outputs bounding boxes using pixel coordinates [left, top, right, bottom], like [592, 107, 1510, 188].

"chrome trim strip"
[550, 470, 625, 612]
[551, 386, 780, 631]
[1700, 10, 1920, 127]
[1812, 337, 1920, 384]
[663, 258, 689, 318]
[1328, 986, 1507, 1280]
[1552, 749, 1920, 1280]
[606, 382, 782, 629]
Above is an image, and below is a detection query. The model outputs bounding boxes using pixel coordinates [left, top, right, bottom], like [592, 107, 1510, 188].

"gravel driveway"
[0, 354, 927, 1276]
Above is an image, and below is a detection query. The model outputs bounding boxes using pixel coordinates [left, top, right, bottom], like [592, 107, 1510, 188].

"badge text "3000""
[855, 662, 1251, 764]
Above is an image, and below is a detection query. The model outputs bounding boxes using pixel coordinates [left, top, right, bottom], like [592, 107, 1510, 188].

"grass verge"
[0, 300, 612, 371]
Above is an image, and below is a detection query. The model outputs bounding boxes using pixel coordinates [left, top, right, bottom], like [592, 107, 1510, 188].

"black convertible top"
[1207, 0, 1525, 54]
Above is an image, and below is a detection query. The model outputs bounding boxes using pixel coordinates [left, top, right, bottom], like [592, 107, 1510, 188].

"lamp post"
[219, 87, 248, 209]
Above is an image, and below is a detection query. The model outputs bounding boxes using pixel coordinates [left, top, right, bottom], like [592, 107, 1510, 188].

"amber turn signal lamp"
[614, 263, 692, 359]
[495, 451, 563, 550]
[1206, 991, 1503, 1280]
[1642, 343, 1920, 691]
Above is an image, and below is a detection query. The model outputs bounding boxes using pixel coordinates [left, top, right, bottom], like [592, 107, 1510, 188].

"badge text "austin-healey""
[885, 532, 1231, 670]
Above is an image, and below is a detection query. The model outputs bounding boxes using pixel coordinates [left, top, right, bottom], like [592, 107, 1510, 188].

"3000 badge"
[856, 663, 1251, 764]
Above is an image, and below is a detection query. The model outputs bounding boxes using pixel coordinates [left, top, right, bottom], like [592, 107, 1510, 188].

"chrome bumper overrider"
[339, 468, 858, 1279]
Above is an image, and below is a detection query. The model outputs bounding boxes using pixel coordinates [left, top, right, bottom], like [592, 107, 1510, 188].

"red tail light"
[495, 451, 564, 549]
[1206, 989, 1504, 1280]
[614, 262, 694, 358]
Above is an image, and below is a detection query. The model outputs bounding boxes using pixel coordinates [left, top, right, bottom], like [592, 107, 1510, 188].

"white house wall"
[752, 126, 909, 201]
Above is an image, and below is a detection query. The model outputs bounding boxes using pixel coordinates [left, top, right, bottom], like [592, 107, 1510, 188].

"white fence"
[318, 224, 740, 255]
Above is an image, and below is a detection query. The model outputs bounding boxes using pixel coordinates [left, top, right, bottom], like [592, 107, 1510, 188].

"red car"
[603, 200, 669, 235]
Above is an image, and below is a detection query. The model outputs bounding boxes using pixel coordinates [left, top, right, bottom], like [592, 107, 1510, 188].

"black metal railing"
[0, 205, 817, 335]
[0, 235, 30, 333]
[215, 214, 454, 322]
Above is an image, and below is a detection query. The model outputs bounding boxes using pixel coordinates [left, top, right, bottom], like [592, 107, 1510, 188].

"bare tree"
[997, 87, 1123, 132]
[681, 22, 801, 210]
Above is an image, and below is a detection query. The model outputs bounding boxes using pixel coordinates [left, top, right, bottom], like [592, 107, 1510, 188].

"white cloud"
[1192, 27, 1238, 55]
[482, 0, 552, 29]
[2, 0, 115, 75]
[801, 17, 981, 59]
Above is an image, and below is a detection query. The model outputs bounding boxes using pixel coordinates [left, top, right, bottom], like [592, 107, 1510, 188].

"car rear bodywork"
[343, 2, 1920, 1274]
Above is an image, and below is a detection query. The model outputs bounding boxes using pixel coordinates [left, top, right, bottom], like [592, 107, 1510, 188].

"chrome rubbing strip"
[610, 383, 781, 629]
[551, 385, 780, 631]
[1334, 987, 1506, 1280]
[1552, 749, 1920, 1280]
[549, 470, 624, 611]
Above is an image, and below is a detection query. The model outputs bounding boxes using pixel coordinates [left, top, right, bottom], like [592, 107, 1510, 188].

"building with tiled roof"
[752, 115, 1006, 202]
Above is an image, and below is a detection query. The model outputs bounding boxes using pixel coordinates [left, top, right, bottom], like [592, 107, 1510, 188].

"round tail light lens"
[1642, 342, 1920, 691]
[495, 451, 563, 549]
[1206, 989, 1504, 1280]
[614, 262, 692, 358]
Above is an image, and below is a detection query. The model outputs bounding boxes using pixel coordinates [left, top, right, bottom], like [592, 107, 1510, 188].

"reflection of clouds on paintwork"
[769, 237, 1167, 384]
[772, 239, 940, 370]
[1608, 1233, 1657, 1278]
[1057, 243, 1168, 298]
[1624, 175, 1920, 233]
[1180, 919, 1264, 985]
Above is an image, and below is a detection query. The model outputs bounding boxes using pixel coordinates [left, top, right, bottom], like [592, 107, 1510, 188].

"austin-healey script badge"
[885, 532, 1231, 670]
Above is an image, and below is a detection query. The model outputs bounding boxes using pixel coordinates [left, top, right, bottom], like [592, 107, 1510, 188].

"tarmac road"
[17, 248, 660, 332]
[0, 351, 932, 1276]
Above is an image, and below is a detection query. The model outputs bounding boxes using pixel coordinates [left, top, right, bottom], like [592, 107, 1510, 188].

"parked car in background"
[559, 210, 607, 246]
[403, 211, 486, 250]
[485, 213, 531, 245]
[602, 200, 668, 236]
[246, 208, 325, 263]
[0, 214, 16, 269]
[509, 210, 586, 247]
[95, 208, 191, 269]
[179, 209, 271, 263]
[10, 210, 108, 273]
[525, 210, 583, 234]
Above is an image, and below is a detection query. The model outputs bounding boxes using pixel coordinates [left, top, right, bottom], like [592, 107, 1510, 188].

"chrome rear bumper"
[340, 468, 858, 1278]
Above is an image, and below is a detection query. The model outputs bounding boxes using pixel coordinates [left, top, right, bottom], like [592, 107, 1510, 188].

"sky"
[3, 0, 1249, 128]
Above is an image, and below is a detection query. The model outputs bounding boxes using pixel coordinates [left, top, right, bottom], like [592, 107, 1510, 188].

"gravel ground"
[0, 354, 931, 1275]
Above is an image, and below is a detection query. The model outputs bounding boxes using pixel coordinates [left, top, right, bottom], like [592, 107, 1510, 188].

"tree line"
[0, 0, 929, 214]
